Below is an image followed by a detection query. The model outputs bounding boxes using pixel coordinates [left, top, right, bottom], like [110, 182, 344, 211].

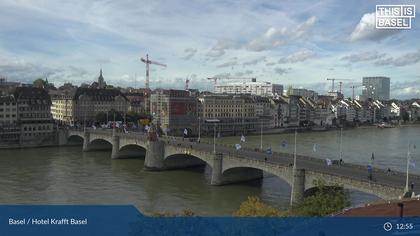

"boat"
[377, 122, 395, 128]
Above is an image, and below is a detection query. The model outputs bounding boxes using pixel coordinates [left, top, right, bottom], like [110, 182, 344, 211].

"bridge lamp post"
[293, 128, 297, 170]
[260, 120, 263, 150]
[405, 142, 411, 192]
[339, 127, 343, 160]
[198, 117, 201, 141]
[205, 119, 220, 154]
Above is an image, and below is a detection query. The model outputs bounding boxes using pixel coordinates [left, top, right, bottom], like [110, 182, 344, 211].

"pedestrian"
[264, 157, 267, 162]
[411, 182, 414, 191]
[387, 168, 391, 175]
[367, 164, 373, 181]
[339, 159, 343, 165]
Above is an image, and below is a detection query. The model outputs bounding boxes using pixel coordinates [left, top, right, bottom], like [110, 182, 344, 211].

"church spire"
[98, 68, 106, 89]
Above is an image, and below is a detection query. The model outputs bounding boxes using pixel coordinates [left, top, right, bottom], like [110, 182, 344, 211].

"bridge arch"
[163, 153, 208, 170]
[118, 144, 147, 158]
[67, 134, 84, 144]
[88, 138, 113, 151]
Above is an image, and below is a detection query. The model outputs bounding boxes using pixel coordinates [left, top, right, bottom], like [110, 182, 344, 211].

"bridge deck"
[69, 129, 420, 193]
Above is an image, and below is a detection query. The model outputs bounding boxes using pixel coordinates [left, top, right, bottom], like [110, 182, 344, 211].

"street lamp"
[205, 119, 220, 154]
[260, 119, 263, 150]
[198, 117, 201, 141]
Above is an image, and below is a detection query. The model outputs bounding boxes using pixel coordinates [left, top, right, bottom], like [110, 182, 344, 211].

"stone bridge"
[65, 129, 413, 206]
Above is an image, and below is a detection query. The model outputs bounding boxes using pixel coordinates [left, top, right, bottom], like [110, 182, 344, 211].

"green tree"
[33, 78, 46, 88]
[233, 197, 285, 217]
[95, 112, 107, 123]
[291, 179, 350, 216]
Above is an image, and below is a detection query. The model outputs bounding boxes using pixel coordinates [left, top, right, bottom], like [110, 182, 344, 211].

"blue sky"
[0, 0, 419, 99]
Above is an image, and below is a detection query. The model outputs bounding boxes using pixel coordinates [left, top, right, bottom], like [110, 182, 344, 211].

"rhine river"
[0, 126, 418, 216]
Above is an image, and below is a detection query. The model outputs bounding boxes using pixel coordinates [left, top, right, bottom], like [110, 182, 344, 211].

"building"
[198, 94, 258, 135]
[50, 87, 129, 125]
[0, 78, 21, 96]
[124, 91, 149, 114]
[73, 87, 129, 124]
[14, 87, 54, 143]
[288, 88, 318, 100]
[0, 95, 19, 142]
[150, 89, 198, 136]
[362, 76, 390, 101]
[214, 79, 283, 97]
[50, 89, 76, 124]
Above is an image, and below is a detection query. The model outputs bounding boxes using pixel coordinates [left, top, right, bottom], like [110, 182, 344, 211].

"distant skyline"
[0, 0, 419, 99]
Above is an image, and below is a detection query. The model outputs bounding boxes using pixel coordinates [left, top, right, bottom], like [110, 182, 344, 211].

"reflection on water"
[1, 126, 415, 215]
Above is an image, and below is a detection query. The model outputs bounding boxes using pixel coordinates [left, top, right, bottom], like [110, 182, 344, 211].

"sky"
[0, 0, 419, 99]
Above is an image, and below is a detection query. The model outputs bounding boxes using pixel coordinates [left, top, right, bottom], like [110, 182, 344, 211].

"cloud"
[206, 40, 238, 59]
[216, 57, 238, 68]
[242, 56, 266, 67]
[247, 16, 317, 51]
[374, 49, 420, 67]
[349, 12, 399, 42]
[278, 49, 316, 64]
[391, 80, 420, 99]
[235, 70, 253, 77]
[0, 58, 95, 85]
[182, 48, 197, 60]
[341, 51, 387, 63]
[274, 67, 291, 75]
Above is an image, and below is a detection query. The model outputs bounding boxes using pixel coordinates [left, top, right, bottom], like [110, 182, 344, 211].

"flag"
[240, 135, 246, 142]
[326, 158, 332, 166]
[409, 158, 416, 168]
[367, 164, 372, 173]
[184, 128, 188, 135]
[313, 143, 317, 152]
[235, 144, 241, 150]
[281, 140, 288, 148]
[266, 147, 272, 155]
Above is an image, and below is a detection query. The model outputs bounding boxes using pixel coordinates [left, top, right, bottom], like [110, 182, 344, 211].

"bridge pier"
[290, 168, 305, 207]
[210, 153, 223, 185]
[111, 135, 120, 159]
[82, 131, 90, 152]
[144, 140, 165, 170]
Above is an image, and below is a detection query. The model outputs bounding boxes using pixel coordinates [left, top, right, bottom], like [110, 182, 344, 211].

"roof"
[13, 87, 51, 102]
[0, 95, 15, 103]
[336, 198, 420, 217]
[73, 87, 128, 101]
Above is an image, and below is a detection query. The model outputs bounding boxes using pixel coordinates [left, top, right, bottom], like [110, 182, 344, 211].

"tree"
[33, 78, 46, 88]
[95, 112, 107, 123]
[401, 110, 410, 122]
[233, 197, 285, 217]
[291, 179, 350, 216]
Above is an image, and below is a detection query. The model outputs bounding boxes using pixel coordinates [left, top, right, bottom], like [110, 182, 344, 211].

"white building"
[215, 79, 283, 97]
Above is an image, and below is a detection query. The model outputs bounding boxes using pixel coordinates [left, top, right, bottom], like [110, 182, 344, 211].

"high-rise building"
[362, 77, 390, 101]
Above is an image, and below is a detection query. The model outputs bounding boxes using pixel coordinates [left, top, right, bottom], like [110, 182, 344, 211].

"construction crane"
[140, 54, 166, 90]
[349, 84, 363, 100]
[185, 76, 190, 91]
[326, 78, 351, 92]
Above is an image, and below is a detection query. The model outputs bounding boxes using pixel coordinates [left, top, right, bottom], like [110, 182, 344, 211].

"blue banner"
[1, 205, 420, 236]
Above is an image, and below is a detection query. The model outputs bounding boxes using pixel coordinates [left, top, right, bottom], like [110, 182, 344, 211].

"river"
[0, 126, 418, 216]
